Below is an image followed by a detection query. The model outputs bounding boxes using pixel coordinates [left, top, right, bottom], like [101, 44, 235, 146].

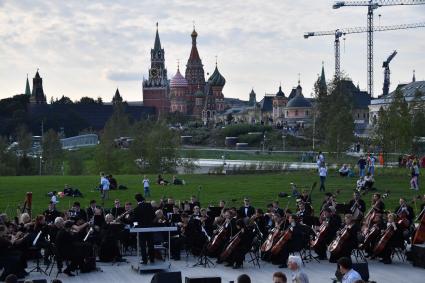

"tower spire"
[154, 22, 161, 51]
[25, 74, 31, 96]
[413, 70, 416, 82]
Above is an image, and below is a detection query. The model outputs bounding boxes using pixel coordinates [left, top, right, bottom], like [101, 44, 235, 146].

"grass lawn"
[0, 168, 422, 218]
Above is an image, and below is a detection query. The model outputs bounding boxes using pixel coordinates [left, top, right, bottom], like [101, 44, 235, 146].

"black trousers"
[139, 233, 155, 262]
[0, 252, 25, 280]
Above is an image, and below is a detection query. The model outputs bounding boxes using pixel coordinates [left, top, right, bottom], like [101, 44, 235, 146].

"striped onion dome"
[170, 68, 188, 88]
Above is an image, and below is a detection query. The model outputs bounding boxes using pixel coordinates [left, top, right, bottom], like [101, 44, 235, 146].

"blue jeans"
[144, 187, 150, 197]
[320, 176, 326, 191]
[359, 168, 365, 177]
[368, 166, 375, 176]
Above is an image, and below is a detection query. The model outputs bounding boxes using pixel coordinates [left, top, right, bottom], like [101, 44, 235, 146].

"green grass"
[0, 168, 421, 218]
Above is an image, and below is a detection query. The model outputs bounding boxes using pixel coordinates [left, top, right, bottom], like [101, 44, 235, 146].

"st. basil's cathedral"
[142, 23, 226, 124]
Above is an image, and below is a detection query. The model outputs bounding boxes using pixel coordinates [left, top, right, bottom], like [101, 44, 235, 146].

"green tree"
[68, 151, 84, 175]
[315, 77, 354, 155]
[78, 97, 97, 104]
[42, 129, 63, 174]
[0, 137, 17, 175]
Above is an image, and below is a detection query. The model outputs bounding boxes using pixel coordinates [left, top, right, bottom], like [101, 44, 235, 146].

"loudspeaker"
[411, 244, 425, 268]
[151, 271, 182, 283]
[185, 277, 222, 283]
[353, 262, 369, 281]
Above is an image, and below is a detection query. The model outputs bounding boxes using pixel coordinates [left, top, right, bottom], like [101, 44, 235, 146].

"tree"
[42, 129, 63, 174]
[373, 89, 413, 153]
[52, 95, 73, 105]
[0, 137, 17, 175]
[96, 97, 103, 105]
[315, 77, 354, 155]
[78, 97, 96, 104]
[68, 151, 84, 175]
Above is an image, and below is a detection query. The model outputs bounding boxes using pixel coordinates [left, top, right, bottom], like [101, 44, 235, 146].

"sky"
[0, 0, 424, 102]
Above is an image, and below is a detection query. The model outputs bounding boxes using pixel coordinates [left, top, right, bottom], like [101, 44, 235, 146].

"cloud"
[104, 70, 141, 82]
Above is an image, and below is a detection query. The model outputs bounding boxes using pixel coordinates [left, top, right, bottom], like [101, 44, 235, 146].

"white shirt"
[342, 269, 362, 283]
[101, 177, 110, 190]
[319, 167, 327, 177]
[143, 179, 150, 188]
[51, 195, 58, 204]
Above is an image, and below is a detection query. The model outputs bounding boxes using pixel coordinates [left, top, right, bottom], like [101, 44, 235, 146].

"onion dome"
[170, 68, 188, 88]
[276, 85, 285, 97]
[194, 87, 204, 96]
[286, 92, 312, 108]
[208, 66, 226, 87]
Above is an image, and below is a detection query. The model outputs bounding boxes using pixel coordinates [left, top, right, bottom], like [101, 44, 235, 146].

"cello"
[207, 220, 229, 254]
[219, 230, 243, 261]
[412, 207, 425, 244]
[270, 227, 293, 256]
[373, 223, 396, 256]
[328, 224, 353, 256]
[311, 219, 330, 250]
[260, 218, 283, 253]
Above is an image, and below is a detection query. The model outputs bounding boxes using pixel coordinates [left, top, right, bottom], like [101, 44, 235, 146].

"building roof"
[276, 85, 285, 97]
[154, 23, 161, 52]
[170, 68, 188, 88]
[371, 80, 425, 105]
[259, 96, 273, 112]
[25, 75, 31, 96]
[339, 79, 371, 109]
[286, 91, 312, 108]
[208, 66, 226, 87]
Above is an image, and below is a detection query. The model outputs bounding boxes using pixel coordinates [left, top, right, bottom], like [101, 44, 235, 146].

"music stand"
[29, 231, 48, 276]
[193, 242, 215, 268]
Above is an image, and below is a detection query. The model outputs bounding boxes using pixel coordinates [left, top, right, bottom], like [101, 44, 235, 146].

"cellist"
[375, 213, 404, 264]
[347, 192, 366, 222]
[274, 214, 306, 268]
[215, 209, 238, 262]
[220, 219, 255, 269]
[313, 207, 341, 260]
[329, 214, 360, 263]
[372, 193, 385, 214]
[394, 198, 414, 228]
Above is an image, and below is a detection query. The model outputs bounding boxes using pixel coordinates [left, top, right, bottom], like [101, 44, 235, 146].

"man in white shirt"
[100, 172, 110, 200]
[337, 257, 362, 283]
[319, 163, 327, 192]
[143, 175, 151, 197]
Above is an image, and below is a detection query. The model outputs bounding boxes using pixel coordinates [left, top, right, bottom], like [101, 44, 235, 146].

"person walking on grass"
[319, 163, 327, 192]
[143, 175, 151, 197]
[410, 161, 420, 191]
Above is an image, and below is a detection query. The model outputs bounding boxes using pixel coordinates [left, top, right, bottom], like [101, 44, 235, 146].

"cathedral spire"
[154, 22, 161, 51]
[413, 69, 416, 82]
[25, 74, 31, 96]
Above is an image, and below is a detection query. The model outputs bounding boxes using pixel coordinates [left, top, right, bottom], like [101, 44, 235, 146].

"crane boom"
[334, 0, 425, 8]
[382, 50, 397, 96]
[304, 22, 425, 80]
[332, 0, 425, 97]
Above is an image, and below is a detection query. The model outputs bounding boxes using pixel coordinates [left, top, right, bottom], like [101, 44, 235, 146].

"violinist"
[272, 201, 284, 217]
[394, 198, 414, 228]
[313, 207, 341, 260]
[169, 206, 182, 226]
[375, 213, 404, 264]
[221, 219, 255, 269]
[68, 202, 87, 222]
[347, 192, 366, 222]
[329, 214, 359, 263]
[200, 208, 214, 236]
[321, 193, 336, 212]
[43, 201, 61, 224]
[110, 199, 125, 219]
[275, 214, 306, 268]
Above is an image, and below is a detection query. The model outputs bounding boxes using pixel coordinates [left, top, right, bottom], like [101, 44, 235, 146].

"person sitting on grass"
[339, 164, 350, 177]
[173, 176, 185, 185]
[364, 173, 374, 191]
[157, 174, 169, 185]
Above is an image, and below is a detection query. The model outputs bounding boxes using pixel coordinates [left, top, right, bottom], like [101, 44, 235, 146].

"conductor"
[132, 193, 156, 264]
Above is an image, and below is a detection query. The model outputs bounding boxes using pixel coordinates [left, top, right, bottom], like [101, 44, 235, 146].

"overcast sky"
[0, 0, 424, 102]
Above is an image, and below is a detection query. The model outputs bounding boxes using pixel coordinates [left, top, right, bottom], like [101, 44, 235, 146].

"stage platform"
[24, 255, 424, 283]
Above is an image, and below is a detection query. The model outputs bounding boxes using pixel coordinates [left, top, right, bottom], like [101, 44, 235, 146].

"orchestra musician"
[296, 200, 313, 226]
[313, 207, 341, 260]
[131, 193, 156, 264]
[394, 198, 415, 228]
[274, 214, 306, 268]
[0, 224, 28, 280]
[375, 213, 404, 264]
[111, 199, 125, 219]
[238, 198, 255, 219]
[221, 219, 255, 269]
[329, 214, 359, 263]
[68, 202, 87, 222]
[371, 193, 385, 214]
[272, 201, 284, 217]
[214, 209, 238, 262]
[347, 192, 366, 222]
[98, 214, 123, 262]
[43, 201, 61, 224]
[299, 190, 312, 204]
